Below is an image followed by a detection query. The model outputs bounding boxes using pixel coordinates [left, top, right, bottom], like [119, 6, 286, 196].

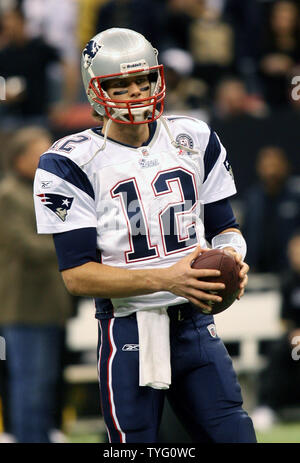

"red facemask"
[88, 65, 166, 124]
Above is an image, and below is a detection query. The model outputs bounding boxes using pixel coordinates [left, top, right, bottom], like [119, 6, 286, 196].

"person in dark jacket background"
[0, 126, 73, 443]
[242, 145, 300, 273]
[251, 230, 300, 430]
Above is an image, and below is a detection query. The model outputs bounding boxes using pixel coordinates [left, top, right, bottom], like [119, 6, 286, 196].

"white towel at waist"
[136, 308, 171, 390]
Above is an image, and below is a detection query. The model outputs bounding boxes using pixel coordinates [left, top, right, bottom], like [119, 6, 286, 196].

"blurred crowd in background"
[0, 0, 300, 444]
[0, 0, 300, 131]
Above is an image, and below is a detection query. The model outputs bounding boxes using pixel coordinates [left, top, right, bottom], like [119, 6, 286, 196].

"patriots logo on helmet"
[37, 193, 74, 222]
[83, 40, 102, 69]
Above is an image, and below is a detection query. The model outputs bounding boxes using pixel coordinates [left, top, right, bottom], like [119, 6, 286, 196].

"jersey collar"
[91, 120, 158, 149]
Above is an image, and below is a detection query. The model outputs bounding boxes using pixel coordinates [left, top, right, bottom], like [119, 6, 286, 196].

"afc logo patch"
[175, 133, 194, 155]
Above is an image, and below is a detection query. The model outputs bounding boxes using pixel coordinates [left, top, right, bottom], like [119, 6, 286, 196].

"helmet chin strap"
[80, 118, 113, 168]
[99, 117, 113, 151]
[160, 117, 199, 155]
[84, 107, 150, 165]
[81, 112, 194, 169]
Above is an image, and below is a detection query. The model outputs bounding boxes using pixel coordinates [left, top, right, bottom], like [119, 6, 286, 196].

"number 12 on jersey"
[111, 168, 202, 263]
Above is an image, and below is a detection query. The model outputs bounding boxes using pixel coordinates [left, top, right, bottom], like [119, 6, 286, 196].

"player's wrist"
[147, 267, 169, 293]
[211, 231, 247, 261]
[130, 267, 167, 295]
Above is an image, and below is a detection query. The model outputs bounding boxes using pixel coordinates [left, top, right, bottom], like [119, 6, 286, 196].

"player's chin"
[123, 108, 151, 122]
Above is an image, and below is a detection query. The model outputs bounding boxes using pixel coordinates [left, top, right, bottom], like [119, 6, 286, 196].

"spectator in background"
[259, 0, 300, 108]
[77, 0, 110, 50]
[188, 3, 235, 94]
[95, 0, 165, 49]
[212, 76, 267, 119]
[165, 1, 264, 110]
[20, 0, 80, 122]
[242, 146, 300, 273]
[22, 0, 78, 61]
[251, 230, 300, 431]
[0, 7, 78, 129]
[0, 127, 73, 443]
[223, 0, 262, 94]
[160, 48, 209, 120]
[161, 0, 204, 51]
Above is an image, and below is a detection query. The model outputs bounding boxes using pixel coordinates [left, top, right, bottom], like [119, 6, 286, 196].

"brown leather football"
[191, 249, 241, 315]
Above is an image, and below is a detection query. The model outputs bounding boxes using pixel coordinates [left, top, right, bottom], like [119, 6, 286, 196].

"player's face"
[105, 75, 151, 107]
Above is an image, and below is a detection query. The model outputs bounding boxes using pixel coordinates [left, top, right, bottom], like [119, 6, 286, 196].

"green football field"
[256, 423, 300, 443]
[66, 422, 300, 444]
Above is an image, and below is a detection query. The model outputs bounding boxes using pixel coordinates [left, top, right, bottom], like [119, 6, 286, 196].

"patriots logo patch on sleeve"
[37, 193, 74, 222]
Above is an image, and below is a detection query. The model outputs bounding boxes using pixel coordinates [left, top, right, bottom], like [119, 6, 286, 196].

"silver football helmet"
[81, 28, 166, 124]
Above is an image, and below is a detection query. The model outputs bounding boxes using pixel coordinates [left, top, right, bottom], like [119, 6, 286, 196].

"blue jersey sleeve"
[53, 227, 114, 320]
[204, 198, 239, 243]
[53, 227, 98, 271]
[203, 130, 221, 183]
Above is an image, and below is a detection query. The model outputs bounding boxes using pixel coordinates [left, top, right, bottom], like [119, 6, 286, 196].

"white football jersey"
[34, 115, 236, 316]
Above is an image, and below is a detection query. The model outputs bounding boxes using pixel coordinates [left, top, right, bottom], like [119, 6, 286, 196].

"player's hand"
[222, 246, 249, 300]
[162, 246, 226, 312]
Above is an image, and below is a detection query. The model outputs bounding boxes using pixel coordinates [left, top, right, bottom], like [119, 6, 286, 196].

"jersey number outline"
[50, 135, 90, 153]
[111, 168, 199, 263]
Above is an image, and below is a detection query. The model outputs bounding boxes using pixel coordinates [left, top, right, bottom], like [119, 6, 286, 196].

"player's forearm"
[61, 261, 167, 298]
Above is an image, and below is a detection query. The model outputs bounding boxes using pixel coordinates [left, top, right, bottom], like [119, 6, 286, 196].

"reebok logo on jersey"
[41, 181, 53, 189]
[122, 344, 139, 351]
[37, 193, 74, 222]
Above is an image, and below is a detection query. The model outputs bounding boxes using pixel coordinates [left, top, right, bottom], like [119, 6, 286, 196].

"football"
[191, 249, 241, 315]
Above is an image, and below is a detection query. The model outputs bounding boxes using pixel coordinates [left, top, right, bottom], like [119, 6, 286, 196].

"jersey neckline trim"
[90, 120, 158, 149]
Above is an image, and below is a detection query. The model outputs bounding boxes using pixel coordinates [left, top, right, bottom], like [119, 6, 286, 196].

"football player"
[34, 28, 256, 443]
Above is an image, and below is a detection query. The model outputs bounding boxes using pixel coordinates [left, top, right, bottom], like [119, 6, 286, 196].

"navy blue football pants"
[97, 304, 257, 443]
